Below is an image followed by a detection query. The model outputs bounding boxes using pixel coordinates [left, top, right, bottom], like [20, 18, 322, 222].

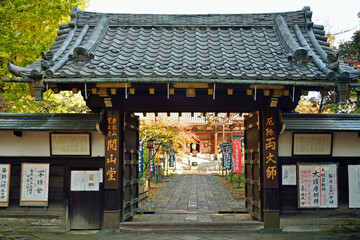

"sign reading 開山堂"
[20, 163, 49, 206]
[105, 109, 120, 189]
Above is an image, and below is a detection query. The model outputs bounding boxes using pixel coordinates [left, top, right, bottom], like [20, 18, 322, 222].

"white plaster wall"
[278, 131, 293, 157]
[332, 132, 360, 157]
[0, 131, 105, 157]
[279, 131, 360, 157]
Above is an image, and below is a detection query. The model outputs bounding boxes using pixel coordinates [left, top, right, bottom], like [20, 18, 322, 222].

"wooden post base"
[103, 211, 120, 230]
[263, 210, 280, 229]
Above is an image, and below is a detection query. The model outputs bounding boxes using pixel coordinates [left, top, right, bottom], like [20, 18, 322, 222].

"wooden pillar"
[103, 108, 123, 230]
[261, 108, 280, 231]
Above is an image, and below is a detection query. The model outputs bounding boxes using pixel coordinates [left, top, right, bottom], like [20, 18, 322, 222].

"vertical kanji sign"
[0, 164, 10, 207]
[105, 109, 120, 189]
[169, 149, 175, 168]
[262, 109, 278, 188]
[232, 139, 242, 173]
[139, 140, 144, 174]
[20, 163, 49, 206]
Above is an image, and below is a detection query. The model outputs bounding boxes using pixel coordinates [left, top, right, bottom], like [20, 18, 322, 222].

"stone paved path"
[136, 174, 246, 223]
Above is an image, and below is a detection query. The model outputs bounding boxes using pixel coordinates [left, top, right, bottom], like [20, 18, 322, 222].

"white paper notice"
[298, 164, 337, 208]
[71, 170, 99, 191]
[21, 163, 49, 205]
[282, 165, 296, 185]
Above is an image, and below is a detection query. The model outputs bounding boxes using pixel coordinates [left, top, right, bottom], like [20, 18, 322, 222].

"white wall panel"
[0, 131, 105, 157]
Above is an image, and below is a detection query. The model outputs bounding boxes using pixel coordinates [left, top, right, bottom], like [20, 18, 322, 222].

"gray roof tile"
[8, 7, 359, 82]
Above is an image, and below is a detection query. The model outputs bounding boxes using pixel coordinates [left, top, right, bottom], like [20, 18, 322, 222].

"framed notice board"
[0, 164, 11, 207]
[20, 163, 49, 206]
[50, 133, 91, 156]
[292, 133, 332, 156]
[298, 163, 338, 208]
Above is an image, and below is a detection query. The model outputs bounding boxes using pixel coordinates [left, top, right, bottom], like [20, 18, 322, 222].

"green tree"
[338, 30, 360, 69]
[0, 0, 89, 112]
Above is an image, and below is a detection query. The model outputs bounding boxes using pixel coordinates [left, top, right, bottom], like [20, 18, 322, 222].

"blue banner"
[139, 141, 144, 174]
[169, 149, 175, 168]
[223, 143, 232, 170]
[150, 148, 155, 173]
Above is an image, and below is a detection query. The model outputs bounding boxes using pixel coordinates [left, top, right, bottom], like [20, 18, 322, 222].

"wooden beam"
[246, 89, 253, 96]
[250, 85, 284, 90]
[96, 83, 131, 88]
[186, 88, 195, 97]
[173, 83, 209, 89]
[110, 88, 117, 95]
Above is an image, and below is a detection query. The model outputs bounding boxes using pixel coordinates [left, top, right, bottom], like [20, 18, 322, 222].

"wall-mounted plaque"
[348, 165, 360, 208]
[0, 164, 11, 207]
[20, 163, 49, 206]
[298, 164, 338, 208]
[50, 133, 91, 156]
[293, 133, 332, 156]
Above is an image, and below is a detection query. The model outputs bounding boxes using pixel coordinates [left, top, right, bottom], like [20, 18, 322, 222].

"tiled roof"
[7, 7, 360, 82]
[283, 113, 360, 131]
[0, 113, 99, 130]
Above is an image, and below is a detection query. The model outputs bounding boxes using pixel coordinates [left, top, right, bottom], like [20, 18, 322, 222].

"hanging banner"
[139, 141, 144, 174]
[150, 148, 155, 173]
[20, 163, 49, 206]
[232, 139, 242, 173]
[169, 149, 175, 168]
[0, 164, 11, 207]
[223, 144, 232, 170]
[298, 164, 338, 208]
[348, 165, 360, 208]
[105, 109, 120, 189]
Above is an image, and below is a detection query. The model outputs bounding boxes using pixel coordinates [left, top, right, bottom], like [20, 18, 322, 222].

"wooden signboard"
[0, 164, 11, 207]
[298, 164, 338, 208]
[293, 133, 332, 156]
[262, 109, 278, 188]
[105, 109, 120, 189]
[50, 133, 91, 156]
[20, 163, 49, 206]
[348, 165, 360, 208]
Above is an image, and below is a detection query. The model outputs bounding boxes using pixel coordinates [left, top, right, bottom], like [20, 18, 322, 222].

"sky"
[86, 0, 360, 46]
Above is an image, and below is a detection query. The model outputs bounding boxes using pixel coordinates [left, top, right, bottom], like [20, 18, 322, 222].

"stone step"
[120, 221, 264, 232]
